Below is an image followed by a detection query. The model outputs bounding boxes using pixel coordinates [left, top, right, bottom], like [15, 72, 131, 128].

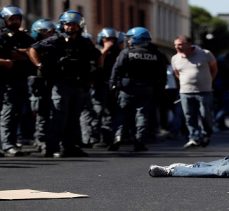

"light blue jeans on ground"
[180, 92, 213, 141]
[170, 157, 229, 177]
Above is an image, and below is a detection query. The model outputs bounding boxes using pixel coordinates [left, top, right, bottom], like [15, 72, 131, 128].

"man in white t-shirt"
[171, 35, 218, 149]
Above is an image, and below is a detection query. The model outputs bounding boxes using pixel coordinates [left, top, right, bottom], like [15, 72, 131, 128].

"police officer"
[0, 5, 35, 156]
[87, 27, 121, 148]
[28, 18, 57, 154]
[28, 10, 101, 157]
[109, 27, 167, 151]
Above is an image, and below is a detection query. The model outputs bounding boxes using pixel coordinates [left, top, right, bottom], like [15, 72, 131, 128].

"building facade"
[0, 0, 190, 56]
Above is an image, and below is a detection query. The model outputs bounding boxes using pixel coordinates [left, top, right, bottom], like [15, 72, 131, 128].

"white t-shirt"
[171, 47, 216, 93]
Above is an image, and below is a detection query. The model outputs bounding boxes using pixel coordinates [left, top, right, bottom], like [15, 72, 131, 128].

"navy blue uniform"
[27, 29, 57, 152]
[0, 29, 35, 151]
[87, 43, 121, 146]
[31, 33, 101, 156]
[110, 42, 167, 150]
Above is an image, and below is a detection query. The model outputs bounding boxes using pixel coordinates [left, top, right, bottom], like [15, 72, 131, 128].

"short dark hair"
[175, 35, 193, 44]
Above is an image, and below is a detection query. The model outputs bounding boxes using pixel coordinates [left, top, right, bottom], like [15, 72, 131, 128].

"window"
[26, 0, 42, 16]
[11, 0, 20, 6]
[77, 6, 84, 16]
[26, 0, 42, 27]
[107, 0, 113, 25]
[120, 1, 125, 30]
[96, 0, 102, 24]
[63, 0, 70, 11]
[138, 9, 145, 26]
[47, 0, 54, 19]
[129, 6, 134, 28]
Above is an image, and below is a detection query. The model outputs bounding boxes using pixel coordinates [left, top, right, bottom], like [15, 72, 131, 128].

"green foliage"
[191, 6, 212, 25]
[211, 17, 228, 31]
[190, 6, 229, 56]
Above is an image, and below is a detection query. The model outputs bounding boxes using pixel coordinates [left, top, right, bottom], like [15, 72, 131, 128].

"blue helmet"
[1, 5, 23, 20]
[55, 22, 63, 33]
[96, 31, 103, 46]
[126, 27, 151, 45]
[59, 10, 85, 28]
[97, 27, 117, 47]
[31, 18, 56, 40]
[117, 31, 125, 44]
[100, 27, 117, 38]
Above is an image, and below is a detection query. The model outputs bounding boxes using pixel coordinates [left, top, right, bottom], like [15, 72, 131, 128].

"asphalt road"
[0, 131, 229, 211]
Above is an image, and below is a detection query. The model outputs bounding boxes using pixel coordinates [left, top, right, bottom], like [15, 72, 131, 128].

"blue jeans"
[171, 157, 229, 177]
[180, 92, 213, 141]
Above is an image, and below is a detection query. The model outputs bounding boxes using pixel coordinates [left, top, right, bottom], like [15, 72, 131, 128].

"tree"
[190, 6, 229, 56]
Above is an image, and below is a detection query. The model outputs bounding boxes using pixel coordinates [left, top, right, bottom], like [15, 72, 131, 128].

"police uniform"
[0, 27, 35, 152]
[27, 19, 57, 153]
[31, 33, 101, 156]
[89, 42, 121, 147]
[109, 42, 167, 151]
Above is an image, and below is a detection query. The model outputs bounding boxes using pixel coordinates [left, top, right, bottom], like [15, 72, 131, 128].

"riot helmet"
[1, 5, 23, 20]
[58, 10, 85, 36]
[55, 22, 63, 33]
[126, 27, 151, 45]
[96, 27, 117, 47]
[96, 31, 103, 47]
[59, 10, 85, 28]
[100, 27, 117, 38]
[31, 18, 56, 40]
[0, 5, 23, 30]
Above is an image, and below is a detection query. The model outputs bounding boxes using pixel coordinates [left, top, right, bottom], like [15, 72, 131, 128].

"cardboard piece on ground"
[0, 189, 89, 200]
